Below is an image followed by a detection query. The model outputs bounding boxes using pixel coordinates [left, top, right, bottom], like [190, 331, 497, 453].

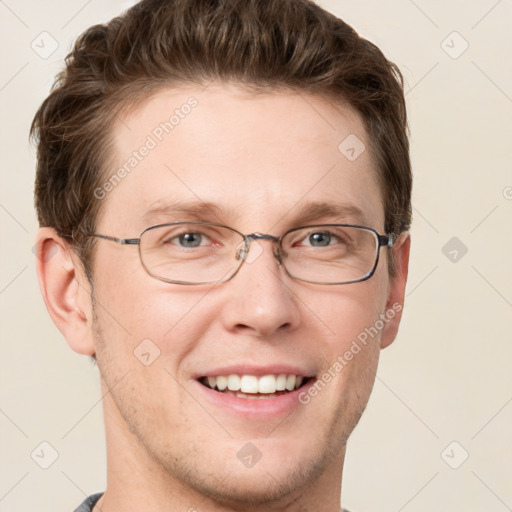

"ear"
[34, 227, 96, 356]
[380, 233, 411, 349]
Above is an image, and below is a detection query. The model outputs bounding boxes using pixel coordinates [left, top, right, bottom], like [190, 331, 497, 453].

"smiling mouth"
[198, 374, 311, 399]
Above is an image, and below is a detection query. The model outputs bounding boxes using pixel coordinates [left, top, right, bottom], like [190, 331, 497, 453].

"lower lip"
[192, 379, 315, 419]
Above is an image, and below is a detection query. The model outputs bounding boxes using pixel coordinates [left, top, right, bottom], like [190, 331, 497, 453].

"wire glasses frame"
[88, 221, 394, 285]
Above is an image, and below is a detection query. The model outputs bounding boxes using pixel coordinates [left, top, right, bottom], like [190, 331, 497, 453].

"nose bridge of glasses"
[236, 233, 282, 263]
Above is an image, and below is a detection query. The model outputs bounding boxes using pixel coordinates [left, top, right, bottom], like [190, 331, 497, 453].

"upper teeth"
[205, 374, 304, 394]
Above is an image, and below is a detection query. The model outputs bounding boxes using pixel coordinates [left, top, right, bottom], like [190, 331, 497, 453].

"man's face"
[88, 84, 403, 506]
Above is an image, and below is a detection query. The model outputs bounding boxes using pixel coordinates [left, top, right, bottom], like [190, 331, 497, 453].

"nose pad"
[237, 239, 265, 264]
[273, 245, 284, 265]
[235, 240, 247, 261]
[235, 237, 283, 265]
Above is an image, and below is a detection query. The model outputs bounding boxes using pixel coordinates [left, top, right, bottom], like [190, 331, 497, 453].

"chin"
[172, 436, 338, 508]
[189, 457, 323, 507]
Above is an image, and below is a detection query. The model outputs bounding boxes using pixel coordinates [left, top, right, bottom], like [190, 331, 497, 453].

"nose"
[219, 236, 301, 338]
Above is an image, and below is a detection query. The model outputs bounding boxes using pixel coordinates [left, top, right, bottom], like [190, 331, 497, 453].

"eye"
[306, 231, 334, 247]
[166, 232, 210, 248]
[300, 230, 344, 248]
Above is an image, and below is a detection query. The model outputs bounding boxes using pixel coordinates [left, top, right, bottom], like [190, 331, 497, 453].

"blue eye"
[301, 231, 344, 248]
[167, 232, 208, 248]
[307, 232, 333, 247]
[179, 233, 203, 247]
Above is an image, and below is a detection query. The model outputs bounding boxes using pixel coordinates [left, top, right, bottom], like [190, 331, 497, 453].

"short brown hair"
[31, 0, 412, 282]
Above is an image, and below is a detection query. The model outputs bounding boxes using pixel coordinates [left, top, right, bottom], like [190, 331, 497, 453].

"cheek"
[90, 274, 219, 388]
[314, 277, 388, 345]
[91, 286, 214, 434]
[93, 250, 216, 345]
[309, 279, 388, 398]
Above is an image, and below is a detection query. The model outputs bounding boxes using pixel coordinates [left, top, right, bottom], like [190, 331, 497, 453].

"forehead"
[100, 84, 384, 233]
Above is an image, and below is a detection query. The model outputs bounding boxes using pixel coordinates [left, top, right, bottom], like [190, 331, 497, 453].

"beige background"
[1, 1, 511, 511]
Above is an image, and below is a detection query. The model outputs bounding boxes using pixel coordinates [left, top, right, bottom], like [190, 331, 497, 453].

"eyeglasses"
[88, 222, 393, 285]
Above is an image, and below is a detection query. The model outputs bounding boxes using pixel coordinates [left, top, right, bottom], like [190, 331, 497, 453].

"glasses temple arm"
[88, 234, 140, 245]
[378, 234, 394, 247]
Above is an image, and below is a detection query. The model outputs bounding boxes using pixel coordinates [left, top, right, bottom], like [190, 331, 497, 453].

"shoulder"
[72, 492, 104, 512]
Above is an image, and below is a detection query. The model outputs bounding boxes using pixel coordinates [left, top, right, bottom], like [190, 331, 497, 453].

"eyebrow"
[142, 199, 229, 224]
[141, 199, 368, 227]
[287, 201, 368, 226]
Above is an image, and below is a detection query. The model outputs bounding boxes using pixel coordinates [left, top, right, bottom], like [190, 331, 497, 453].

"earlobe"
[34, 227, 95, 356]
[380, 233, 411, 349]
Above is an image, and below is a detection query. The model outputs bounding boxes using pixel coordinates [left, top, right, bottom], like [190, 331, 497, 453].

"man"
[31, 0, 411, 510]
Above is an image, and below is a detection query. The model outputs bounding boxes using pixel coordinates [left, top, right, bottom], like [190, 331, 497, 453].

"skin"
[35, 83, 410, 512]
